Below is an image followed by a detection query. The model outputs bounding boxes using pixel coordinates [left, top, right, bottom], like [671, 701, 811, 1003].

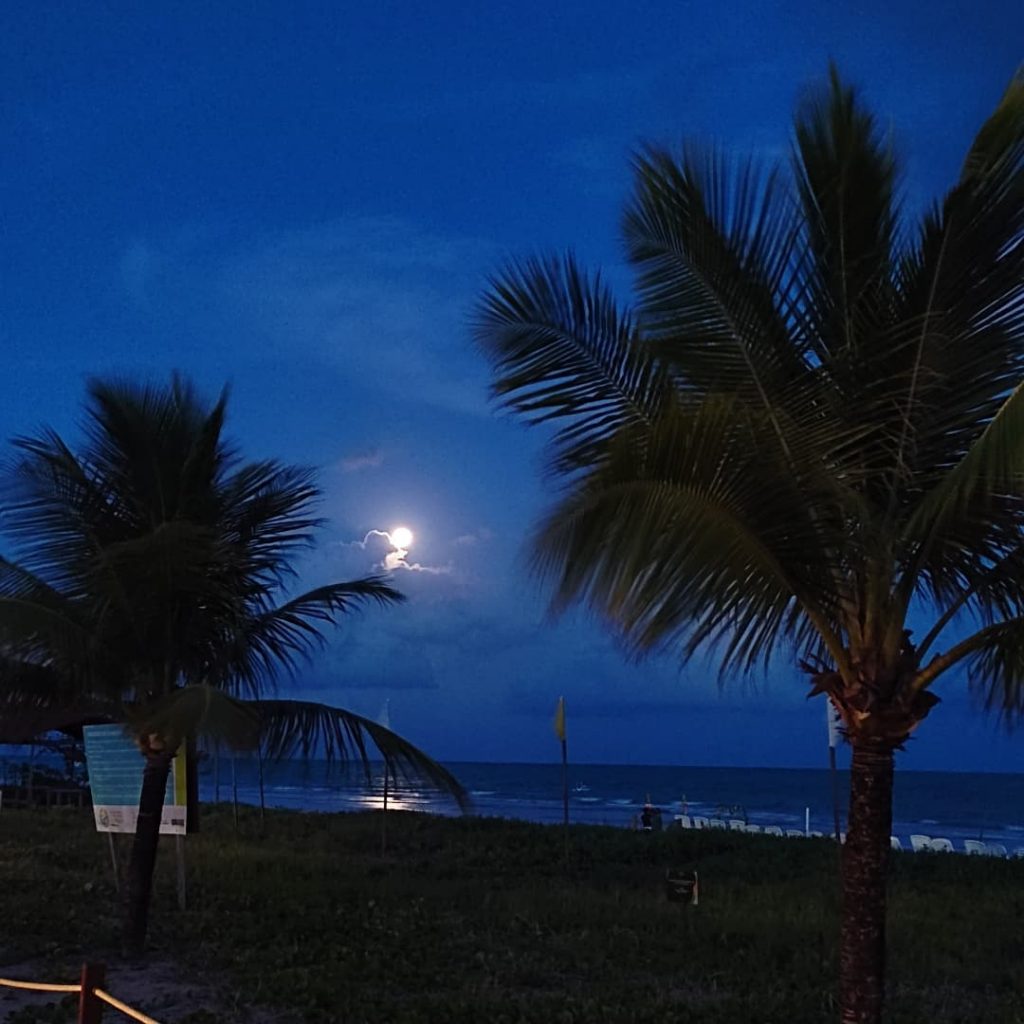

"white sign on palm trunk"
[827, 700, 841, 749]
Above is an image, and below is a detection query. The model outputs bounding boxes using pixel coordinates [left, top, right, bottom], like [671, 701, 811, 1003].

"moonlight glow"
[390, 527, 413, 549]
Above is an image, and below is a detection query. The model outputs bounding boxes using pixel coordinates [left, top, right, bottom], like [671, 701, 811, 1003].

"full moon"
[390, 526, 413, 549]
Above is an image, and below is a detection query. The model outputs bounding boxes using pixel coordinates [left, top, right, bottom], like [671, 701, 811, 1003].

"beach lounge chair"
[764, 825, 783, 837]
[963, 839, 986, 855]
[910, 834, 933, 853]
[929, 838, 954, 853]
[674, 814, 692, 829]
[728, 819, 746, 831]
[890, 836, 903, 851]
[787, 828, 806, 838]
[985, 842, 1008, 857]
[692, 816, 709, 829]
[708, 818, 727, 830]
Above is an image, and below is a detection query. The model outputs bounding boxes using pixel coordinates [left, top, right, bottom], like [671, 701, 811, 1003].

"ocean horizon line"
[356, 757, 1024, 778]
[218, 755, 1023, 778]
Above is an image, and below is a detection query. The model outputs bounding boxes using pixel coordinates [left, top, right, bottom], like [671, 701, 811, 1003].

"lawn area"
[2, 806, 1023, 1023]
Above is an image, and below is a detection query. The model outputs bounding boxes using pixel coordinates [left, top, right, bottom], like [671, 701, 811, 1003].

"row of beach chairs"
[676, 814, 821, 838]
[892, 834, 1024, 859]
[673, 815, 1024, 858]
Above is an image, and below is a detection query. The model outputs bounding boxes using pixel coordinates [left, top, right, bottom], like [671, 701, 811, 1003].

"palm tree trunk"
[839, 740, 894, 1024]
[123, 750, 173, 957]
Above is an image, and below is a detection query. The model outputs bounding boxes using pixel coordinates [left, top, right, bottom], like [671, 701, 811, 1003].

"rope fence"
[0, 977, 80, 993]
[0, 963, 163, 1024]
[94, 987, 162, 1024]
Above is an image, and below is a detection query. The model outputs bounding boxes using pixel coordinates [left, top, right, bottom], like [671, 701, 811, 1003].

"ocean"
[198, 757, 1024, 849]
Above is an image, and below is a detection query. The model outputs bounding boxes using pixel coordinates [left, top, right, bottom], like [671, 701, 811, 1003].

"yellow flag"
[553, 696, 566, 742]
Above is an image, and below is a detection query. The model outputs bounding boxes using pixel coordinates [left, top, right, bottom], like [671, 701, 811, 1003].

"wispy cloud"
[338, 448, 383, 473]
[212, 216, 498, 417]
[110, 215, 498, 418]
[452, 527, 493, 547]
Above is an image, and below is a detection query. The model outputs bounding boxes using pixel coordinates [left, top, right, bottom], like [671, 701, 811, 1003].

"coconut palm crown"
[0, 376, 467, 952]
[474, 67, 1023, 1024]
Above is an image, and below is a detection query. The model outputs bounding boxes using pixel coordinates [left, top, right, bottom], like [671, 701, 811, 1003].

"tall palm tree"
[474, 68, 1024, 1024]
[0, 376, 467, 955]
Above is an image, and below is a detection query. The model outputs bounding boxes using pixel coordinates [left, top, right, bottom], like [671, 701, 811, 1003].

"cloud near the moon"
[347, 529, 451, 575]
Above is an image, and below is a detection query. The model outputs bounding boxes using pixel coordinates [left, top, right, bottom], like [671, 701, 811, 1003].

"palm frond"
[792, 63, 898, 364]
[255, 699, 470, 811]
[531, 397, 848, 675]
[0, 658, 86, 722]
[211, 578, 405, 697]
[962, 618, 1024, 719]
[885, 72, 1024, 518]
[129, 684, 261, 751]
[0, 690, 115, 744]
[0, 653, 117, 742]
[913, 615, 1024, 721]
[917, 541, 1024, 661]
[473, 254, 666, 475]
[3, 430, 119, 594]
[623, 143, 812, 400]
[897, 376, 1024, 615]
[219, 461, 324, 584]
[82, 376, 236, 524]
[0, 557, 100, 674]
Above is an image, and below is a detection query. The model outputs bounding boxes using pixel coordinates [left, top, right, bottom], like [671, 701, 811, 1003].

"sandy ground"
[0, 956, 293, 1023]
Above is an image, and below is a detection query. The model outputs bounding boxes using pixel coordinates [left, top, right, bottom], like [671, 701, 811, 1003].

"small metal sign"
[665, 868, 699, 905]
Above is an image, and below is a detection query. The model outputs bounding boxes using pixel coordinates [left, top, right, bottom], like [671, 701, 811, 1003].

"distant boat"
[573, 783, 590, 793]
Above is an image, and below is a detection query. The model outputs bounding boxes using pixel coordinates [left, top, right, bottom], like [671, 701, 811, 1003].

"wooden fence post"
[77, 962, 105, 1024]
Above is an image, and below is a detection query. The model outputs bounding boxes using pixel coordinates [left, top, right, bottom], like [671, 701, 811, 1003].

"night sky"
[3, 3, 1022, 771]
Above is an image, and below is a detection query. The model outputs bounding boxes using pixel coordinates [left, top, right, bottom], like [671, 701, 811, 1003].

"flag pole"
[561, 735, 568, 836]
[256, 739, 266, 837]
[554, 696, 568, 865]
[381, 757, 390, 856]
[231, 749, 239, 832]
[379, 700, 391, 857]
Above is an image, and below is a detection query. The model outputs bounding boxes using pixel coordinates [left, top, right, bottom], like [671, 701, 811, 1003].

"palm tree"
[473, 68, 1024, 1024]
[0, 376, 467, 955]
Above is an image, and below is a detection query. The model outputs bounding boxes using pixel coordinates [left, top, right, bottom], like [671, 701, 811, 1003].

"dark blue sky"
[3, 3, 1022, 771]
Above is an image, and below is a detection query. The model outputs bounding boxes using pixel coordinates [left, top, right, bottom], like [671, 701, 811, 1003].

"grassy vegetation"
[2, 806, 1023, 1023]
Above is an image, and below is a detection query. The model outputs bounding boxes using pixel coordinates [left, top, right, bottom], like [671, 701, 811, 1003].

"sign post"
[175, 834, 187, 910]
[107, 833, 120, 893]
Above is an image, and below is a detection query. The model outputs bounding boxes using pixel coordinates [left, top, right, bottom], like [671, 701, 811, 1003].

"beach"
[2, 804, 1023, 1023]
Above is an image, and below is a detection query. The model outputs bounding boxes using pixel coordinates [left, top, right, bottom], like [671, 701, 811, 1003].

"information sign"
[83, 724, 187, 835]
